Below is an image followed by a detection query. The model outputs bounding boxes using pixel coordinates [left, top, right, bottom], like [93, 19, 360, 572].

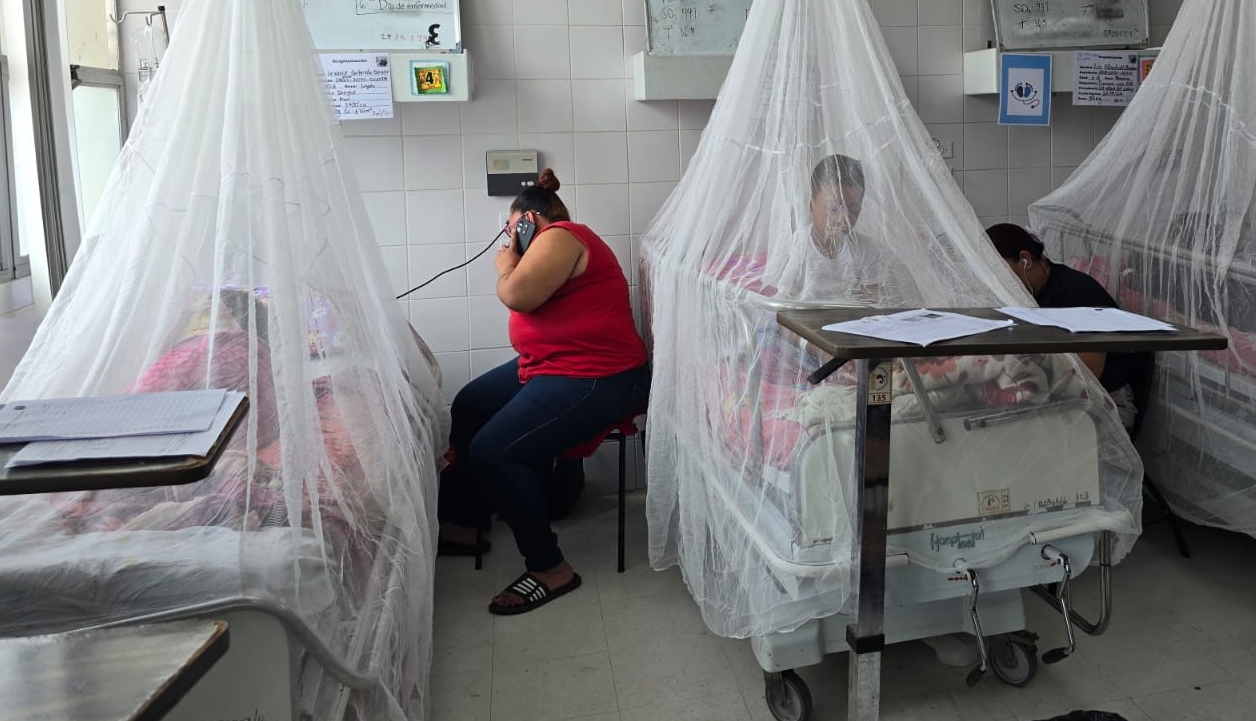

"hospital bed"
[680, 276, 1133, 721]
[1045, 214, 1256, 536]
[0, 305, 446, 721]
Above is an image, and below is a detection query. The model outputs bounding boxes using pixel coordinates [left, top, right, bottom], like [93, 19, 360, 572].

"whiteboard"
[300, 0, 462, 52]
[645, 0, 753, 56]
[992, 0, 1149, 50]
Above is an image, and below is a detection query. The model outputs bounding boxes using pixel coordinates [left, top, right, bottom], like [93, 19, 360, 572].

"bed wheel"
[764, 669, 813, 721]
[989, 634, 1038, 687]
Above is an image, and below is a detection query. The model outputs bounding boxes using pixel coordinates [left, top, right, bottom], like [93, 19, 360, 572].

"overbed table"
[0, 619, 230, 721]
[775, 307, 1227, 721]
[0, 397, 248, 496]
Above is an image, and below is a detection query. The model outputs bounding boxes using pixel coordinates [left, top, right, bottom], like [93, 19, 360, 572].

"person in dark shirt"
[986, 223, 1138, 427]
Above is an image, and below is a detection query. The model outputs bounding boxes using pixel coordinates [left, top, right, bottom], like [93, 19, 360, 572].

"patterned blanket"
[719, 329, 1080, 470]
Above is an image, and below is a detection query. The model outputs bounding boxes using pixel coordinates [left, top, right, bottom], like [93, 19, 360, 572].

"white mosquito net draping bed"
[640, 0, 1146, 639]
[0, 1, 448, 719]
[1032, 0, 1256, 537]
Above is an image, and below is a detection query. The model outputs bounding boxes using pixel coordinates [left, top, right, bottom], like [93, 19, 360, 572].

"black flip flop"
[437, 538, 491, 557]
[488, 571, 582, 616]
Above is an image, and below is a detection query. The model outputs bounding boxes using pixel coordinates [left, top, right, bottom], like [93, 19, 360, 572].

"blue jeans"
[439, 358, 650, 572]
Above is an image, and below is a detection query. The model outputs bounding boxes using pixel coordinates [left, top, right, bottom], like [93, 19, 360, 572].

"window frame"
[68, 61, 127, 234]
[0, 55, 26, 281]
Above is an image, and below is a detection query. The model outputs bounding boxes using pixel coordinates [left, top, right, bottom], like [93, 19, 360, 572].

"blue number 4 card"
[999, 53, 1052, 126]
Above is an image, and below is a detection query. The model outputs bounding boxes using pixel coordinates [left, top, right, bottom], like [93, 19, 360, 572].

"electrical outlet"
[931, 137, 955, 160]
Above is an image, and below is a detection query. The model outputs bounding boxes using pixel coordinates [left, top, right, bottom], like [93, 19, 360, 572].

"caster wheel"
[764, 670, 813, 721]
[989, 636, 1038, 687]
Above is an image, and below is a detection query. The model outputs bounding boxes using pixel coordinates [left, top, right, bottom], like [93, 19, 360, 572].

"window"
[0, 55, 23, 282]
[70, 67, 123, 227]
[66, 0, 125, 232]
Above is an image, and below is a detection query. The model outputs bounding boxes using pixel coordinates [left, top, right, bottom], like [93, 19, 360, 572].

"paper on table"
[997, 307, 1176, 333]
[5, 392, 246, 468]
[0, 390, 227, 443]
[822, 309, 1015, 347]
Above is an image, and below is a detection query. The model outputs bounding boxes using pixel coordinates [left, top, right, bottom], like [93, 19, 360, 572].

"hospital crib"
[705, 294, 1129, 721]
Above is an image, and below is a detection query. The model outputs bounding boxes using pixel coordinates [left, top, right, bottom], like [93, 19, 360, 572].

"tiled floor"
[0, 304, 38, 389]
[431, 493, 1256, 721]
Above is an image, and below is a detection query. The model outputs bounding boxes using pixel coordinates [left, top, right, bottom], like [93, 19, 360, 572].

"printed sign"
[868, 363, 892, 405]
[411, 61, 450, 95]
[319, 53, 394, 120]
[978, 489, 1012, 517]
[1073, 51, 1140, 107]
[1138, 51, 1159, 83]
[998, 53, 1053, 126]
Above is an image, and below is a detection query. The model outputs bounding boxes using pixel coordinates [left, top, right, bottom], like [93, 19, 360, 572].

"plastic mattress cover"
[640, 0, 1145, 639]
[1031, 0, 1256, 537]
[0, 1, 449, 719]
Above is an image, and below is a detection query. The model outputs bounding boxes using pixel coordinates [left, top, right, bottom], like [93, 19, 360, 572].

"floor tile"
[493, 594, 608, 668]
[492, 651, 619, 720]
[988, 654, 1125, 719]
[1085, 626, 1230, 698]
[432, 614, 494, 675]
[431, 493, 1256, 721]
[609, 635, 741, 711]
[1133, 678, 1256, 721]
[429, 668, 492, 721]
[602, 587, 714, 650]
[619, 692, 753, 721]
[0, 305, 37, 389]
[593, 560, 691, 605]
[1013, 696, 1151, 721]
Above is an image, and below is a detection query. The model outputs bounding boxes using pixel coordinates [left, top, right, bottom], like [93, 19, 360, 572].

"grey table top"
[0, 399, 247, 496]
[0, 619, 229, 721]
[777, 307, 1229, 360]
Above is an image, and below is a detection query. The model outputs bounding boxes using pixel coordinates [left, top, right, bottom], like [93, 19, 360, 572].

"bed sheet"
[716, 335, 1080, 472]
[0, 525, 332, 629]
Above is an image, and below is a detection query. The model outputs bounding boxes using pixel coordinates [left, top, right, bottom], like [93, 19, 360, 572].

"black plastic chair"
[1127, 351, 1191, 558]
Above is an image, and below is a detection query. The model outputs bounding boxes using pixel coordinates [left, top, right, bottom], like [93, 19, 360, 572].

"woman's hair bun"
[536, 168, 561, 193]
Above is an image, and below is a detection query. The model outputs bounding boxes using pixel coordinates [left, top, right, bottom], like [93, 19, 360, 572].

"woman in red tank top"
[437, 169, 650, 615]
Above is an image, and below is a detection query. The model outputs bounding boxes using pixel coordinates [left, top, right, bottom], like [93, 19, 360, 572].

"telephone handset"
[514, 217, 537, 255]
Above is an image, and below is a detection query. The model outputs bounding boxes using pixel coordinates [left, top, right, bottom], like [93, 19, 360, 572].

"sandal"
[488, 571, 582, 616]
[437, 538, 491, 557]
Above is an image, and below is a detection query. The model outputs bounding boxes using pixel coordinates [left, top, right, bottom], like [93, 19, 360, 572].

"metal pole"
[847, 358, 893, 721]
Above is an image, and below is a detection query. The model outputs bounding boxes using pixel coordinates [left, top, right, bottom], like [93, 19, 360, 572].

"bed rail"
[74, 597, 378, 690]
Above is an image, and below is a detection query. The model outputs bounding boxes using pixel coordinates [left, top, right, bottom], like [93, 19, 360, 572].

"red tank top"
[509, 221, 648, 382]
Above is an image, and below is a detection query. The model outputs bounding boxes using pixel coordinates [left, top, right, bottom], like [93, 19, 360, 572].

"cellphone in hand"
[514, 217, 537, 255]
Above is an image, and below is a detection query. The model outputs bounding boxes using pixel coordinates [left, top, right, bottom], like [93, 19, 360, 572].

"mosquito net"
[641, 0, 1146, 639]
[1032, 0, 1256, 537]
[0, 1, 448, 719]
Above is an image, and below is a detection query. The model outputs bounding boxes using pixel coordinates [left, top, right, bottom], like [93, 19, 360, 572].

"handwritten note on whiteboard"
[991, 0, 1149, 51]
[301, 0, 462, 51]
[646, 0, 753, 55]
[320, 53, 394, 120]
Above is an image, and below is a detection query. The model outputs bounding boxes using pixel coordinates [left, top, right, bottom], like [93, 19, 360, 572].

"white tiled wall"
[343, 0, 1185, 488]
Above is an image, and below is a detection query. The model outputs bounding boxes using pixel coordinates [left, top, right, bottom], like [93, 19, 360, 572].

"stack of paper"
[822, 309, 1015, 347]
[997, 307, 1176, 333]
[2, 391, 246, 469]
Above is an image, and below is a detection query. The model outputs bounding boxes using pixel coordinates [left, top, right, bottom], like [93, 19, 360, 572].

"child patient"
[762, 153, 919, 305]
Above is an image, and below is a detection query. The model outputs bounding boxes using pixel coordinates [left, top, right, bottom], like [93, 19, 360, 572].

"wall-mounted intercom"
[486, 150, 539, 197]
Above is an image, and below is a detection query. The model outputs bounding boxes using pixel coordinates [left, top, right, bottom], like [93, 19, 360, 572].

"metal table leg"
[846, 358, 893, 721]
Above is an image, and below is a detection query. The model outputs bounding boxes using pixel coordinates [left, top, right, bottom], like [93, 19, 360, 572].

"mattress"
[0, 526, 335, 632]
